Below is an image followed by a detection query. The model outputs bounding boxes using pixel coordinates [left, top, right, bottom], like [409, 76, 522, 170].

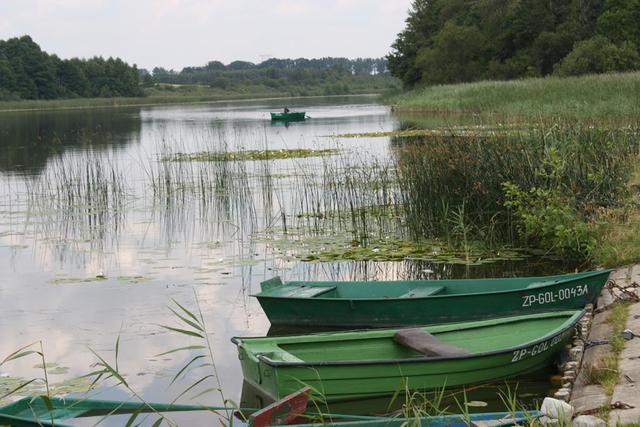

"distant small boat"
[271, 112, 306, 121]
[254, 270, 611, 328]
[232, 310, 583, 401]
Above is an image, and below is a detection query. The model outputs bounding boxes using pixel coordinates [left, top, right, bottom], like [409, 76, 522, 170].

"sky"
[0, 0, 413, 71]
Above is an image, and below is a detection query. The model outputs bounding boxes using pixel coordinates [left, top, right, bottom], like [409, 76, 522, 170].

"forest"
[147, 57, 393, 96]
[0, 35, 396, 102]
[0, 36, 143, 100]
[388, 0, 640, 87]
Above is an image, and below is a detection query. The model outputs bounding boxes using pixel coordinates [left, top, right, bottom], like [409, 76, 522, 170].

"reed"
[139, 119, 639, 265]
[388, 71, 640, 119]
[21, 152, 128, 258]
[392, 122, 640, 260]
[17, 117, 634, 266]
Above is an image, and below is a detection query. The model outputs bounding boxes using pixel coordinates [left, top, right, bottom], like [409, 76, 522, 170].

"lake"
[0, 95, 561, 425]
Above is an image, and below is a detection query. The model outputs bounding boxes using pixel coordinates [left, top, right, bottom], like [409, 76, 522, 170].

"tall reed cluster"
[24, 152, 127, 250]
[394, 123, 640, 259]
[19, 121, 639, 264]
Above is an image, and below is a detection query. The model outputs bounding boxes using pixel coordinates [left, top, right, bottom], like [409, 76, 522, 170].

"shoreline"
[566, 266, 640, 424]
[0, 92, 382, 114]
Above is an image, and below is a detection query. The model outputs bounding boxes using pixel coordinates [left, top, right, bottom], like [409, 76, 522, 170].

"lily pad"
[117, 276, 149, 284]
[48, 275, 108, 285]
[162, 148, 339, 162]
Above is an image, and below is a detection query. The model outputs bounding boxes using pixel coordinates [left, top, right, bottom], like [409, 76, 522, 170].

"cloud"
[0, 0, 413, 69]
[274, 0, 310, 15]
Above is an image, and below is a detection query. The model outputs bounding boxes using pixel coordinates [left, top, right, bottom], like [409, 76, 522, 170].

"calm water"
[0, 96, 558, 425]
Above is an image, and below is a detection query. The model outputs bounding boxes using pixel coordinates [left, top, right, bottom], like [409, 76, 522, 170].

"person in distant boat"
[283, 106, 290, 113]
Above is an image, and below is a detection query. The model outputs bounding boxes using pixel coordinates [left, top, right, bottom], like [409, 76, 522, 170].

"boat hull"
[270, 112, 306, 121]
[233, 311, 582, 401]
[289, 411, 540, 427]
[255, 271, 610, 327]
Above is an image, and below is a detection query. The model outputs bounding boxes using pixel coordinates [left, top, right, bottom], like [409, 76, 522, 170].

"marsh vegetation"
[1, 93, 638, 422]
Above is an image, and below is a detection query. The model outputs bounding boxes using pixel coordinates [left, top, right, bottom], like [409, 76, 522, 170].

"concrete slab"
[572, 415, 606, 427]
[573, 309, 613, 393]
[570, 385, 609, 415]
[609, 269, 640, 424]
[610, 382, 640, 424]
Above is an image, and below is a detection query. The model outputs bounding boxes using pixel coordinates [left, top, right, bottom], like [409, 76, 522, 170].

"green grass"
[593, 204, 640, 267]
[0, 90, 269, 112]
[0, 81, 392, 112]
[386, 72, 640, 267]
[581, 302, 629, 421]
[389, 72, 640, 119]
[592, 161, 640, 267]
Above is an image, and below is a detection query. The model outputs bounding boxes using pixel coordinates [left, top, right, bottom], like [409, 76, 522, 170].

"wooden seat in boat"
[263, 285, 337, 298]
[393, 328, 470, 357]
[397, 286, 444, 298]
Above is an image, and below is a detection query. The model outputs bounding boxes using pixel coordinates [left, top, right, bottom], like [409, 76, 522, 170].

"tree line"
[146, 57, 392, 95]
[388, 0, 640, 87]
[0, 35, 395, 101]
[0, 36, 143, 100]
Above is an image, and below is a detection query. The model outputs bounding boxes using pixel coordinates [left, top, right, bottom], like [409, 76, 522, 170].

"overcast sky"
[0, 0, 413, 70]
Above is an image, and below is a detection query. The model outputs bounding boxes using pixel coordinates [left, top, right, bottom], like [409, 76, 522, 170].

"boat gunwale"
[232, 309, 585, 368]
[251, 270, 612, 302]
[270, 112, 306, 119]
[289, 409, 543, 427]
[287, 410, 542, 427]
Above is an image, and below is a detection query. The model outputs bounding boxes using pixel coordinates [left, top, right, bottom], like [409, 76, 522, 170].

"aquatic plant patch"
[48, 275, 108, 285]
[333, 126, 521, 139]
[260, 232, 528, 265]
[162, 148, 339, 162]
[0, 374, 91, 405]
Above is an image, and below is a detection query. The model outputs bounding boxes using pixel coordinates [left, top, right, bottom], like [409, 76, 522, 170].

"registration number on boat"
[511, 333, 565, 362]
[521, 284, 588, 307]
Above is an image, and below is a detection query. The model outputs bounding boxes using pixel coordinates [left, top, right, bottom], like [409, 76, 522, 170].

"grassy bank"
[388, 72, 640, 119]
[0, 85, 386, 112]
[386, 72, 640, 268]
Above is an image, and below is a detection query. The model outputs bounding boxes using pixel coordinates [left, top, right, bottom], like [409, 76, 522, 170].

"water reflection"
[292, 258, 565, 283]
[0, 109, 142, 174]
[0, 96, 396, 410]
[0, 96, 571, 421]
[238, 366, 558, 418]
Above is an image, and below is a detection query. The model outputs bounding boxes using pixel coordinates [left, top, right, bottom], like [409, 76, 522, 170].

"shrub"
[555, 36, 640, 76]
[503, 182, 596, 261]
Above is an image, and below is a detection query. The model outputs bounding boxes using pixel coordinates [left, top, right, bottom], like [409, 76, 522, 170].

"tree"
[0, 59, 17, 94]
[416, 22, 487, 85]
[141, 73, 155, 88]
[0, 36, 143, 100]
[227, 60, 255, 70]
[532, 31, 575, 75]
[387, 0, 442, 88]
[387, 0, 640, 86]
[596, 0, 640, 47]
[554, 35, 640, 76]
[58, 59, 89, 96]
[206, 61, 225, 71]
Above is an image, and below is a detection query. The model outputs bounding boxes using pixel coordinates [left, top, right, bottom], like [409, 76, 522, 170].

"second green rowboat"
[270, 112, 306, 121]
[255, 270, 610, 327]
[232, 310, 583, 401]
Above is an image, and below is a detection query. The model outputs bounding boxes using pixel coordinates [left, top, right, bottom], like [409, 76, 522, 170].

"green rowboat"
[0, 396, 226, 426]
[289, 411, 541, 427]
[271, 112, 306, 121]
[255, 270, 610, 327]
[232, 310, 583, 401]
